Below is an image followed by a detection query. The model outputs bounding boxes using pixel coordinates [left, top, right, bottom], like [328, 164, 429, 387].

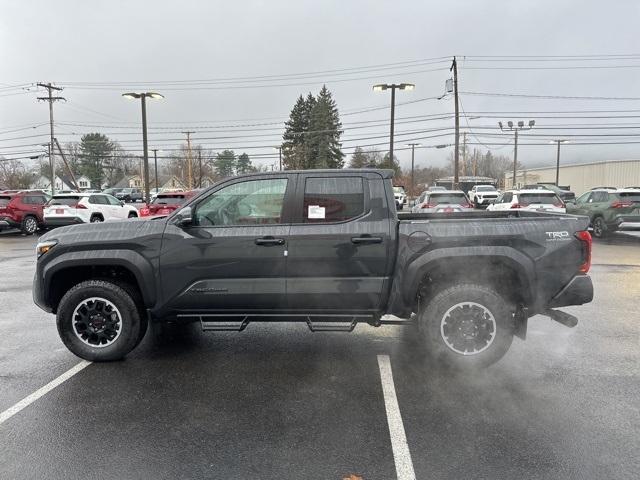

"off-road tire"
[418, 283, 514, 369]
[56, 280, 143, 361]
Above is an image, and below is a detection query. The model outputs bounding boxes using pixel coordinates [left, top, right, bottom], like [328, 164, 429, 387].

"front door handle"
[255, 237, 285, 246]
[351, 235, 383, 245]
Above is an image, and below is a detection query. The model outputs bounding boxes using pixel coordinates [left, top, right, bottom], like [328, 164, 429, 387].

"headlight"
[36, 240, 58, 258]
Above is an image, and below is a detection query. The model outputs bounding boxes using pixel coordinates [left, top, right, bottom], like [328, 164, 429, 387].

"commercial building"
[504, 159, 640, 194]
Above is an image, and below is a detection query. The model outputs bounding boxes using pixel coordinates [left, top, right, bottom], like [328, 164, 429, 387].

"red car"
[0, 191, 50, 234]
[142, 191, 197, 217]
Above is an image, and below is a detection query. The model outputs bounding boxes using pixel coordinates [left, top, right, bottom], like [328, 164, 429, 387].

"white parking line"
[0, 360, 92, 425]
[377, 354, 416, 480]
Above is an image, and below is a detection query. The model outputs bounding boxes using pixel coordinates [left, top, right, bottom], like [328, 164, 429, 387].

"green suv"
[567, 188, 640, 237]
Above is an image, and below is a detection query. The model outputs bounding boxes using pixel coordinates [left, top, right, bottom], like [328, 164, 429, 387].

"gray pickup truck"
[33, 169, 593, 368]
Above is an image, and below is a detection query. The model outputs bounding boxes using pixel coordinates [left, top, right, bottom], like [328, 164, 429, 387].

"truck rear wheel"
[418, 283, 514, 369]
[56, 280, 144, 361]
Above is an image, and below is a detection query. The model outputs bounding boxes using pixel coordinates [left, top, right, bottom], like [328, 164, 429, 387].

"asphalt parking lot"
[0, 229, 638, 480]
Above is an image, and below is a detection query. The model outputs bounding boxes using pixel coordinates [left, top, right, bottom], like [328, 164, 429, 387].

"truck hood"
[40, 218, 167, 245]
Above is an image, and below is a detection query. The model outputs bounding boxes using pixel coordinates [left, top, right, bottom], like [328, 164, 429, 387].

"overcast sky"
[1, 0, 639, 172]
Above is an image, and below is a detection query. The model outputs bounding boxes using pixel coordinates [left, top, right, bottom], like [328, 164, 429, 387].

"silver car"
[412, 190, 473, 213]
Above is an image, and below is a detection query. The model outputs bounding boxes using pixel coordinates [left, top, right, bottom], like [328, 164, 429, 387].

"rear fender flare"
[403, 246, 536, 306]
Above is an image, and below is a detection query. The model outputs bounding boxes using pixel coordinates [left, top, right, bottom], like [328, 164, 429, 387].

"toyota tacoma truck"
[33, 169, 594, 368]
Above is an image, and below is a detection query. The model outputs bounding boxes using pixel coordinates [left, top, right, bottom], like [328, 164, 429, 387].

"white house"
[30, 175, 74, 192]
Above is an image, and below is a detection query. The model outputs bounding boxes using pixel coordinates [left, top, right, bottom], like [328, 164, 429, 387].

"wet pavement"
[0, 228, 638, 479]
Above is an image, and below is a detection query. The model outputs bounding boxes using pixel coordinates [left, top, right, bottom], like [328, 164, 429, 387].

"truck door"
[159, 175, 294, 312]
[285, 172, 392, 312]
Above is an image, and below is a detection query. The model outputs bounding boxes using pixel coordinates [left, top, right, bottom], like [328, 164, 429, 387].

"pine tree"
[79, 133, 114, 188]
[236, 153, 253, 174]
[306, 86, 344, 169]
[349, 147, 368, 168]
[282, 94, 314, 170]
[214, 150, 236, 177]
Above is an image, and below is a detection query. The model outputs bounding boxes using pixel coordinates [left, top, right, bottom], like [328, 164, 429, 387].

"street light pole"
[140, 94, 149, 203]
[373, 83, 415, 170]
[123, 92, 164, 204]
[498, 120, 535, 188]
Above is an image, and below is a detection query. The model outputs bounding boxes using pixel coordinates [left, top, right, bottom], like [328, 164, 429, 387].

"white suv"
[487, 189, 566, 213]
[44, 193, 139, 227]
[468, 185, 500, 208]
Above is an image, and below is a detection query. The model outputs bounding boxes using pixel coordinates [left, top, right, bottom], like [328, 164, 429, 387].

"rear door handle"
[351, 236, 383, 245]
[255, 237, 285, 246]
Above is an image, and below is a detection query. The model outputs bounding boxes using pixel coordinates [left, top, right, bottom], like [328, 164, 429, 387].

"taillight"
[611, 201, 633, 208]
[420, 203, 434, 209]
[139, 208, 150, 217]
[76, 203, 88, 209]
[510, 203, 521, 209]
[575, 230, 592, 273]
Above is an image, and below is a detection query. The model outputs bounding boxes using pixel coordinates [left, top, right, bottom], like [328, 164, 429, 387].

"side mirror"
[119, 200, 125, 206]
[174, 206, 193, 228]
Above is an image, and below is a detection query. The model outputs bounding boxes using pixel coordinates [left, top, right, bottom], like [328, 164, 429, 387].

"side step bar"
[306, 317, 358, 332]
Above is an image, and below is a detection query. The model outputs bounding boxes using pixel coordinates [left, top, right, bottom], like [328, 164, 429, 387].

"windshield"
[476, 186, 496, 192]
[48, 196, 82, 206]
[429, 193, 467, 204]
[152, 195, 187, 205]
[618, 192, 640, 202]
[393, 187, 405, 194]
[519, 193, 559, 204]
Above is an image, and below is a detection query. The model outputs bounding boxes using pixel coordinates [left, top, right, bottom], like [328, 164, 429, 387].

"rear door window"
[0, 196, 12, 206]
[303, 177, 365, 223]
[502, 192, 513, 203]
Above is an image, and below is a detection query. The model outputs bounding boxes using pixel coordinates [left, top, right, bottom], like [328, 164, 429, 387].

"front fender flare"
[42, 249, 156, 308]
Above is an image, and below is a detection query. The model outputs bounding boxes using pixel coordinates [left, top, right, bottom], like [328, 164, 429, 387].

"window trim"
[291, 174, 371, 226]
[187, 175, 294, 229]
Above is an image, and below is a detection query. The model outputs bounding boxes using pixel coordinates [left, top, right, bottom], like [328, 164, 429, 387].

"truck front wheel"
[56, 280, 145, 361]
[418, 283, 514, 368]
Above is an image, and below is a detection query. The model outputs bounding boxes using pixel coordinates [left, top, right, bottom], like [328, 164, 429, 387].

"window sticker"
[308, 205, 325, 219]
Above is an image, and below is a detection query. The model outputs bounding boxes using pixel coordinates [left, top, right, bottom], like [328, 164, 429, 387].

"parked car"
[566, 188, 640, 237]
[102, 188, 123, 197]
[146, 191, 197, 217]
[393, 186, 407, 210]
[0, 191, 50, 234]
[488, 190, 566, 213]
[525, 183, 576, 202]
[412, 190, 473, 213]
[33, 169, 593, 368]
[44, 193, 139, 226]
[467, 185, 500, 208]
[115, 188, 144, 203]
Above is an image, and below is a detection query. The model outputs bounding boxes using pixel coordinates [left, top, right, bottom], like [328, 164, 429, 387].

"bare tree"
[0, 158, 32, 189]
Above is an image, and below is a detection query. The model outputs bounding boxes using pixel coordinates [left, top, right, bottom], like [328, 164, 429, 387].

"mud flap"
[514, 307, 528, 340]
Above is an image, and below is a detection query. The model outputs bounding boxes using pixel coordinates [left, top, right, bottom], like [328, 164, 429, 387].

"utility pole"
[182, 131, 195, 189]
[152, 149, 159, 192]
[198, 150, 202, 188]
[54, 138, 79, 191]
[37, 83, 65, 195]
[450, 57, 460, 188]
[406, 143, 421, 197]
[372, 83, 414, 170]
[461, 131, 467, 176]
[275, 146, 282, 170]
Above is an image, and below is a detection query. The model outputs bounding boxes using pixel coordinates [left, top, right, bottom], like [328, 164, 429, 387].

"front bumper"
[476, 197, 498, 205]
[547, 275, 594, 308]
[32, 269, 52, 313]
[0, 217, 19, 229]
[45, 217, 85, 227]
